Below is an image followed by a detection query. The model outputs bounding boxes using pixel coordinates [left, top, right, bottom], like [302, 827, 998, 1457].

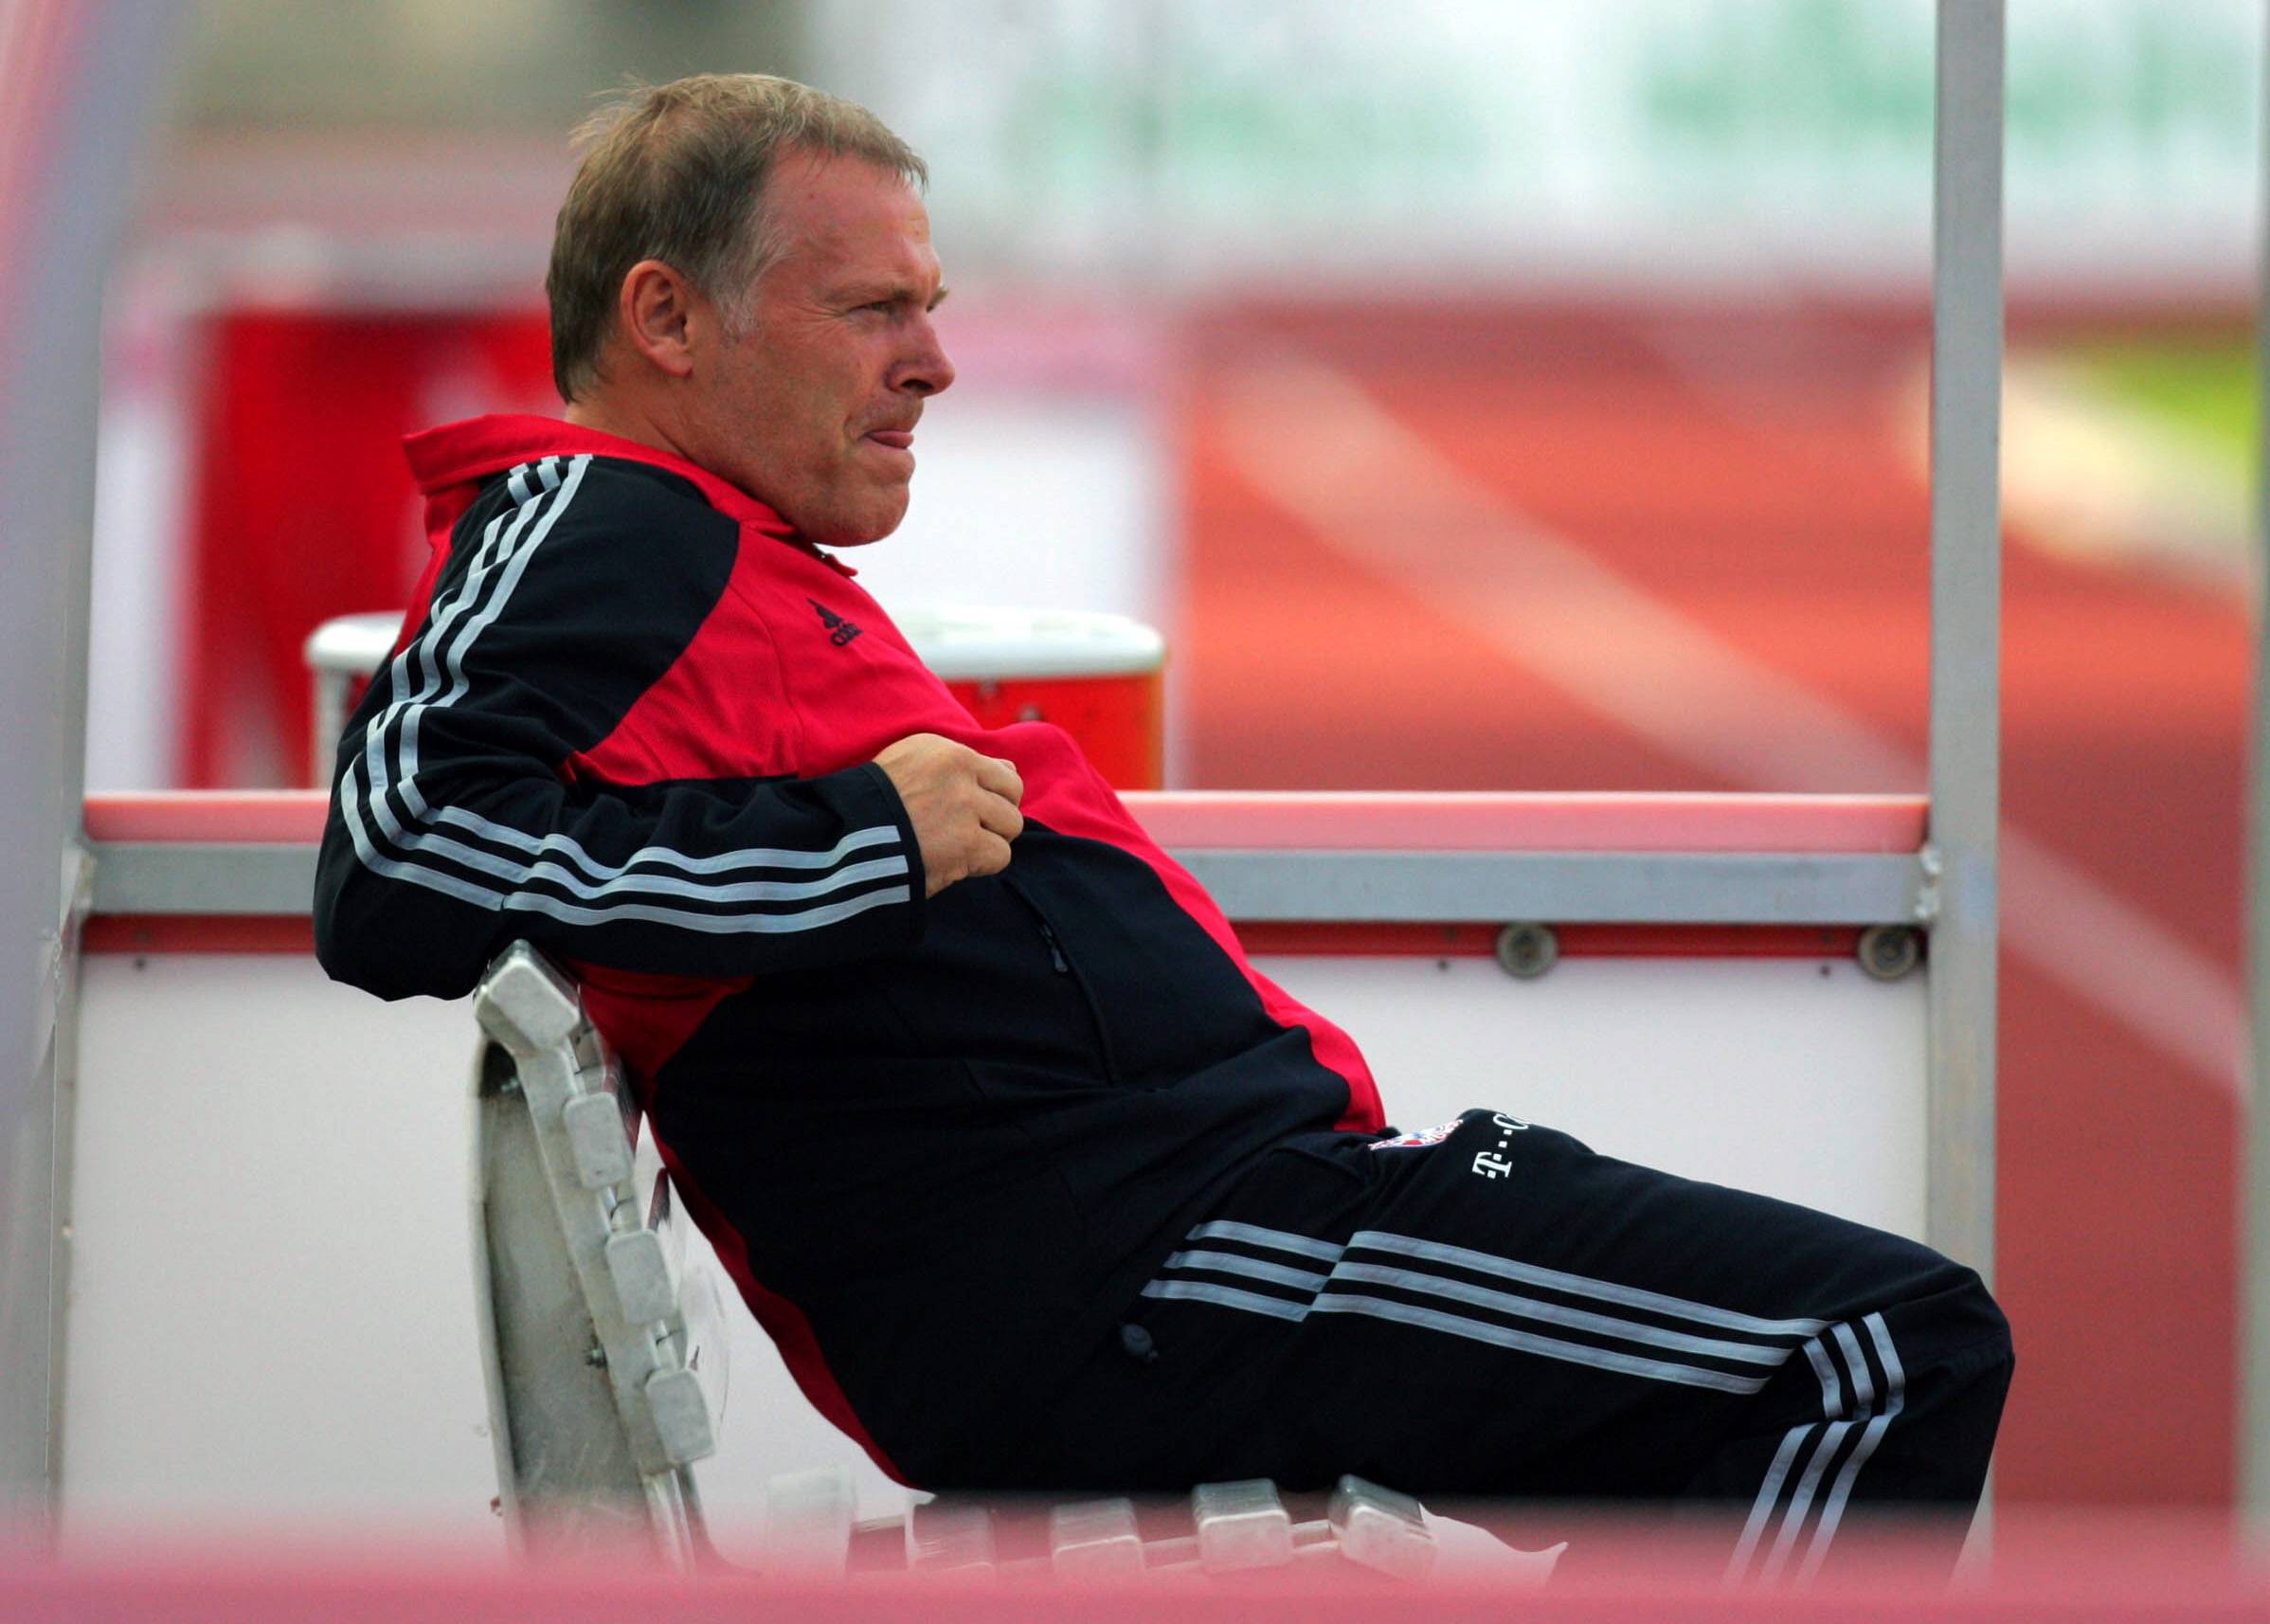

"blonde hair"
[546, 74, 926, 403]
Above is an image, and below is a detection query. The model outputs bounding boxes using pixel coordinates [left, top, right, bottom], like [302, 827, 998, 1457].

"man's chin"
[802, 493, 910, 549]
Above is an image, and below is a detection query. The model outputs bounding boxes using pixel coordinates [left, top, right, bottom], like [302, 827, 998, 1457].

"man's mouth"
[863, 429, 914, 451]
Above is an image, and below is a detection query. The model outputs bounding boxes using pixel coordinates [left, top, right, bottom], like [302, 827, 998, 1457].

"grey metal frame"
[84, 839, 1930, 929]
[47, 0, 2011, 1512]
[79, 8, 2009, 1285]
[1924, 0, 2006, 1283]
[2, 3, 186, 1510]
[90, 843, 330, 918]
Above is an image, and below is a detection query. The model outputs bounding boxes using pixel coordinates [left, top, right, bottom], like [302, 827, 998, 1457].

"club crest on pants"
[1369, 1119, 1463, 1151]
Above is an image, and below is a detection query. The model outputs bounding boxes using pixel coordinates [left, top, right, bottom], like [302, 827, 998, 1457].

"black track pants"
[962, 1110, 2012, 1580]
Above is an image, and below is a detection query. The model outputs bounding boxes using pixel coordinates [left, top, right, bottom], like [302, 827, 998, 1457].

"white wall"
[60, 946, 1920, 1554]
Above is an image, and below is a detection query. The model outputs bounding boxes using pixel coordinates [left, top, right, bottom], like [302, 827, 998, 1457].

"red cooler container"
[892, 605, 1164, 790]
[307, 604, 1167, 789]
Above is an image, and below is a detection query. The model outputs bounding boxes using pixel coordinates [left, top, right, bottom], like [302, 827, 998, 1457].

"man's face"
[686, 153, 953, 548]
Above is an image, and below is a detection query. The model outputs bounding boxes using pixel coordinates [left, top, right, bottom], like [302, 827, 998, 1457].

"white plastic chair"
[470, 941, 726, 1567]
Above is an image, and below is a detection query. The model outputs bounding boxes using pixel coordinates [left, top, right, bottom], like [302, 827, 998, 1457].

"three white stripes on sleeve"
[339, 456, 912, 934]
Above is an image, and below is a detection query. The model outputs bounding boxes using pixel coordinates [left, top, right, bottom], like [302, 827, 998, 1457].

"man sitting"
[314, 73, 2009, 1579]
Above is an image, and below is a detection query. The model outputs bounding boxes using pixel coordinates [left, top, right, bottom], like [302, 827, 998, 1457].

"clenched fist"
[873, 733, 1025, 897]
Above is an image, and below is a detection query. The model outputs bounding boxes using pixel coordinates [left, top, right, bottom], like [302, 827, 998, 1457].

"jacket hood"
[403, 413, 798, 539]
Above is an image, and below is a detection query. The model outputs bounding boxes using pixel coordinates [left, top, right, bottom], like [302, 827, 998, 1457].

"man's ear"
[615, 259, 700, 380]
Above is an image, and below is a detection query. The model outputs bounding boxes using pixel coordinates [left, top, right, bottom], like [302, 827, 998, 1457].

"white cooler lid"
[892, 604, 1164, 680]
[304, 611, 404, 676]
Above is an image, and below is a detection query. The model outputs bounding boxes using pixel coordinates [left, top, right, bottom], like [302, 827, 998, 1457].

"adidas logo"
[808, 598, 864, 647]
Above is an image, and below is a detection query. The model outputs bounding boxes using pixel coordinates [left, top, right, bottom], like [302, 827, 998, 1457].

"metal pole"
[2243, 0, 2270, 1524]
[1925, 0, 2005, 1281]
[0, 0, 183, 1505]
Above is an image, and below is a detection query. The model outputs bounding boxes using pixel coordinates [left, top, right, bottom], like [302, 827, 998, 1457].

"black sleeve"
[313, 455, 926, 1001]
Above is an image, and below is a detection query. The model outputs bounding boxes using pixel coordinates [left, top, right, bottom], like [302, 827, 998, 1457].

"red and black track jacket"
[314, 415, 1384, 1483]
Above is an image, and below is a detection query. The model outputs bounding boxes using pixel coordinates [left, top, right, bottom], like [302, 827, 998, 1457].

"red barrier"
[10, 1515, 2267, 1624]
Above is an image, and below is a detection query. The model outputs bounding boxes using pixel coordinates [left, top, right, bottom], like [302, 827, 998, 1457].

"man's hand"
[873, 733, 1024, 897]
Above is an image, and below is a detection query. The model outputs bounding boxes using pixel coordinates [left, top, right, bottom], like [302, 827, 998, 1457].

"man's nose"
[896, 316, 955, 397]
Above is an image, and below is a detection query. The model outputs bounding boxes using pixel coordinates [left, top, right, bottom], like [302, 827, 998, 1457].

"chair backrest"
[469, 941, 727, 1566]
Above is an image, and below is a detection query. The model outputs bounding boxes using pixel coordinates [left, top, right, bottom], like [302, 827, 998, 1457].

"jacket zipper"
[1003, 877, 1123, 1086]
